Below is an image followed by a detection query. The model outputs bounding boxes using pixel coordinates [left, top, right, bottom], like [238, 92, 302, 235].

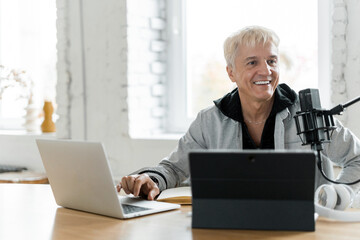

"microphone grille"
[299, 88, 322, 111]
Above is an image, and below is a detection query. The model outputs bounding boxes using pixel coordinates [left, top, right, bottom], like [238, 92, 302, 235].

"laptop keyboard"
[122, 204, 151, 214]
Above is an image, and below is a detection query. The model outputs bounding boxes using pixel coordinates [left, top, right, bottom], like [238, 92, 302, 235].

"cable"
[316, 149, 360, 185]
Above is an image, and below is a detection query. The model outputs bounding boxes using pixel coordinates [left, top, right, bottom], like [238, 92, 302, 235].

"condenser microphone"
[295, 89, 335, 151]
[294, 88, 360, 185]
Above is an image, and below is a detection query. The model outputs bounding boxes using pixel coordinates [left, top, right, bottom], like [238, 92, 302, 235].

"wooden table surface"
[0, 171, 48, 184]
[0, 184, 360, 240]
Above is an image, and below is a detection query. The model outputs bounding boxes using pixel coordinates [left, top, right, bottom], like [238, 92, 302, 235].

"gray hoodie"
[136, 84, 360, 192]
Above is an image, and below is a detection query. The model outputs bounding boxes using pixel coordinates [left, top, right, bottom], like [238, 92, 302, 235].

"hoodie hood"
[213, 83, 297, 122]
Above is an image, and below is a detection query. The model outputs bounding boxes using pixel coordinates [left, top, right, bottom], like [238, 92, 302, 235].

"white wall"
[127, 0, 167, 137]
[55, 0, 177, 178]
[332, 0, 360, 137]
[343, 0, 360, 137]
[0, 134, 51, 172]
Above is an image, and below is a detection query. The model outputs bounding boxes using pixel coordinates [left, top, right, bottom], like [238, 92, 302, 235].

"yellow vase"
[41, 101, 56, 133]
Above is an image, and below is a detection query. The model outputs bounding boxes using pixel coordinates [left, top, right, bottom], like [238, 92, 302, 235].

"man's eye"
[247, 61, 256, 65]
[268, 59, 277, 65]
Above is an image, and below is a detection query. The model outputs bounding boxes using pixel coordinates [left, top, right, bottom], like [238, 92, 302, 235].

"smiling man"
[118, 26, 360, 200]
[225, 29, 280, 147]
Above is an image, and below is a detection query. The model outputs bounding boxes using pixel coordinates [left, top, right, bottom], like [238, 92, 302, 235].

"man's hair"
[223, 26, 280, 69]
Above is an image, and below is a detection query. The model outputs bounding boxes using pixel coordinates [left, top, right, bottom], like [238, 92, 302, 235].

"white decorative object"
[0, 65, 39, 132]
[24, 94, 41, 132]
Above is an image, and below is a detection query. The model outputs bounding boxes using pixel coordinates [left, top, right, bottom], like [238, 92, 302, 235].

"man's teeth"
[254, 81, 270, 85]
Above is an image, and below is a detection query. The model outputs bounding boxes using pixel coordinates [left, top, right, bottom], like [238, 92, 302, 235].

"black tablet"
[189, 150, 316, 231]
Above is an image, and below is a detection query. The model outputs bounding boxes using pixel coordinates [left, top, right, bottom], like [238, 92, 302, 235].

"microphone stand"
[295, 95, 360, 185]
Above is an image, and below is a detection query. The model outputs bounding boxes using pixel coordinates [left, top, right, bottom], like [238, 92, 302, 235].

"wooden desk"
[0, 171, 48, 184]
[0, 184, 360, 240]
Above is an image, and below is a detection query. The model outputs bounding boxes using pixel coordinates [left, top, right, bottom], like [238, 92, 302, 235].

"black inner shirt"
[241, 103, 277, 149]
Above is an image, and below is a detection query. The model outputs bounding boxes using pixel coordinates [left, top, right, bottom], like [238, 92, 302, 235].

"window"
[167, 0, 324, 133]
[0, 0, 57, 131]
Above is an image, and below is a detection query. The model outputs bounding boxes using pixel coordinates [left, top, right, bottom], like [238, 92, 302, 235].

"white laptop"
[36, 139, 180, 219]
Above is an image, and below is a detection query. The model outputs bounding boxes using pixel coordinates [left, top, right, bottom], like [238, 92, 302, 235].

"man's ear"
[226, 66, 236, 82]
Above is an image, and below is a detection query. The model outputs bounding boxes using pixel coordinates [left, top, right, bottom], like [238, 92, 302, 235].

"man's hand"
[116, 174, 160, 200]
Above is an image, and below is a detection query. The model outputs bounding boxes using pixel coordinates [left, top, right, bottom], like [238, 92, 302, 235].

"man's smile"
[253, 80, 271, 85]
[253, 76, 272, 85]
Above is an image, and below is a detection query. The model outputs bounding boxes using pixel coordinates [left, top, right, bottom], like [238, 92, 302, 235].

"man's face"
[227, 42, 279, 103]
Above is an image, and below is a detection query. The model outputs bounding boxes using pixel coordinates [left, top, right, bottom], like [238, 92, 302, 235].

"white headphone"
[315, 184, 360, 222]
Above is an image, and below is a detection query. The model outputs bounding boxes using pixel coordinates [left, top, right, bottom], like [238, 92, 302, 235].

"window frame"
[166, 0, 191, 133]
[166, 0, 331, 134]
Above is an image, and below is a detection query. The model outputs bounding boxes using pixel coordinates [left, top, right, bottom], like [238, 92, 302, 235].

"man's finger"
[147, 188, 159, 200]
[133, 175, 147, 196]
[145, 179, 159, 200]
[126, 175, 138, 192]
[116, 183, 121, 192]
[121, 177, 131, 194]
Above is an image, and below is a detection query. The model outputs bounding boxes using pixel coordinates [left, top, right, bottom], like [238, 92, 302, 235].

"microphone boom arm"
[330, 96, 360, 115]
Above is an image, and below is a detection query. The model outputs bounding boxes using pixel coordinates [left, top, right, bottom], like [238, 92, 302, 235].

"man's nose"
[258, 61, 271, 75]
